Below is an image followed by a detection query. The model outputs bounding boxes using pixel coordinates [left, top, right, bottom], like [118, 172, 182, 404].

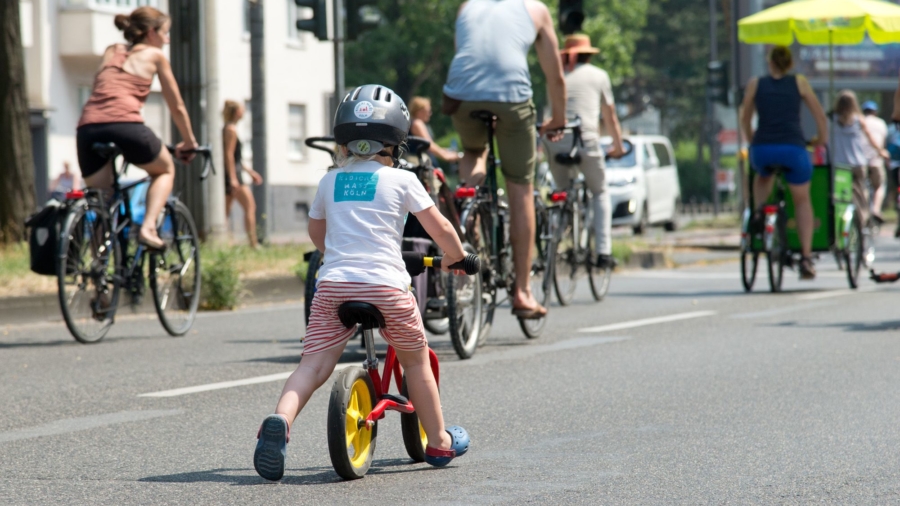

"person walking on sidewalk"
[222, 100, 263, 248]
[543, 34, 625, 271]
[442, 0, 567, 318]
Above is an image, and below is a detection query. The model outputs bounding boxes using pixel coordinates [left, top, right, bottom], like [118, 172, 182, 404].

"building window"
[286, 0, 307, 47]
[288, 104, 306, 161]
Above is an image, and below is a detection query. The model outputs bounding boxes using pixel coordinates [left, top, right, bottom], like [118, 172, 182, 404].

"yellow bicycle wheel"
[327, 367, 377, 479]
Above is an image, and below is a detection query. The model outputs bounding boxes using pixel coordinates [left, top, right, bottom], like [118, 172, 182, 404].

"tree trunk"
[0, 1, 35, 244]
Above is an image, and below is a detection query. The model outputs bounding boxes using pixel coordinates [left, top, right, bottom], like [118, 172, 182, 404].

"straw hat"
[560, 34, 599, 55]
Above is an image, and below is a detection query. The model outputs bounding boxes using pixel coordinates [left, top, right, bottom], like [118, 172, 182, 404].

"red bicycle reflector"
[550, 191, 567, 202]
[762, 205, 778, 214]
[434, 168, 446, 183]
[65, 190, 84, 199]
[455, 187, 476, 199]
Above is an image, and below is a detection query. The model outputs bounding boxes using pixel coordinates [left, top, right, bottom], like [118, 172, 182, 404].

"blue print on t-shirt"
[334, 172, 379, 202]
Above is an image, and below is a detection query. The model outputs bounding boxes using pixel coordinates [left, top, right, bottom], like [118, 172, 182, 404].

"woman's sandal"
[799, 256, 816, 280]
[424, 425, 470, 467]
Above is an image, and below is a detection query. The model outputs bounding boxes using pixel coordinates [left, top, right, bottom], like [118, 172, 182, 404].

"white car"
[603, 135, 681, 234]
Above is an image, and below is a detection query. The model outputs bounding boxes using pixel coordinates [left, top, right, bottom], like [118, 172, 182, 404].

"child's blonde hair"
[834, 89, 861, 126]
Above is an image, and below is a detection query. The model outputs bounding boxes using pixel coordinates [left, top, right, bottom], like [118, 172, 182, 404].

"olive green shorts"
[451, 99, 537, 185]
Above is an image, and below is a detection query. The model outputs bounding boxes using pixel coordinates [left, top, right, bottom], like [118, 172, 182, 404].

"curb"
[0, 276, 305, 327]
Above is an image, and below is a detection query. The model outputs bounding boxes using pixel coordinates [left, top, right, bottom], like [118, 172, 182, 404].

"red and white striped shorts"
[303, 281, 427, 355]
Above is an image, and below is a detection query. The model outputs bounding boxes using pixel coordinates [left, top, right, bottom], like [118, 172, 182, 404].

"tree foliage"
[0, 1, 36, 244]
[345, 0, 649, 137]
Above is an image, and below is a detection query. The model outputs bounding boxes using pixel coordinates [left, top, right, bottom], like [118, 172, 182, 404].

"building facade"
[21, 0, 335, 242]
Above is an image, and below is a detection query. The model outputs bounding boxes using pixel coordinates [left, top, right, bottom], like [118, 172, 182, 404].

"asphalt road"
[3, 236, 900, 505]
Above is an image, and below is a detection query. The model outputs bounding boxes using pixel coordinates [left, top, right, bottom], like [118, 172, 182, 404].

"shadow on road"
[139, 458, 428, 486]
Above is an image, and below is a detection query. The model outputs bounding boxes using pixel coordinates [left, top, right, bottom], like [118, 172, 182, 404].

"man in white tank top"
[444, 0, 566, 318]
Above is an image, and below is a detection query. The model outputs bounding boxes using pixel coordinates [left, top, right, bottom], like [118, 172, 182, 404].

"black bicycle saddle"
[338, 302, 386, 330]
[470, 110, 497, 123]
[92, 142, 120, 159]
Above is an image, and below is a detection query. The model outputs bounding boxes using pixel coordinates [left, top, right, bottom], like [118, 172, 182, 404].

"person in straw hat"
[543, 33, 626, 271]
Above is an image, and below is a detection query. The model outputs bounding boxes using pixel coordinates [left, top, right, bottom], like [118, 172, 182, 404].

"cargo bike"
[740, 160, 863, 292]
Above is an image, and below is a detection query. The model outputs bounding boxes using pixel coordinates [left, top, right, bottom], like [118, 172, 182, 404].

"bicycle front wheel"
[845, 213, 863, 289]
[150, 200, 201, 336]
[447, 243, 485, 359]
[58, 201, 120, 344]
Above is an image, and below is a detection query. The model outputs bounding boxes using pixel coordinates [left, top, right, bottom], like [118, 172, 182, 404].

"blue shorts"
[750, 144, 813, 185]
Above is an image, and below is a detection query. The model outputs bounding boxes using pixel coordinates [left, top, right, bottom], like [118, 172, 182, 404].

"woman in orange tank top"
[76, 6, 198, 250]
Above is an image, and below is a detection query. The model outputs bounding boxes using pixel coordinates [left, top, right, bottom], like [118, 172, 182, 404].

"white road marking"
[621, 271, 737, 280]
[0, 410, 181, 444]
[577, 310, 717, 333]
[451, 336, 629, 367]
[138, 364, 355, 398]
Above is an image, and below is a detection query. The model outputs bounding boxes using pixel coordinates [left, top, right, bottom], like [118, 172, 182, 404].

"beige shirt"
[862, 114, 887, 168]
[563, 63, 615, 140]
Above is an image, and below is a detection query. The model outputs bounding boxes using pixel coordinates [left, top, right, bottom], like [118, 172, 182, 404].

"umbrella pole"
[829, 29, 835, 163]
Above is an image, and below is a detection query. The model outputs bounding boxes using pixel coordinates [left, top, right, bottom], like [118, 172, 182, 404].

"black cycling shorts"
[76, 122, 162, 178]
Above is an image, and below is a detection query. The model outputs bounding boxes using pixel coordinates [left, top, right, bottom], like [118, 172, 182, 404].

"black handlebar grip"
[434, 254, 481, 275]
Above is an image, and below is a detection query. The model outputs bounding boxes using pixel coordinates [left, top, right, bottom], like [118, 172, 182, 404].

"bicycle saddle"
[555, 152, 582, 166]
[405, 136, 431, 156]
[338, 302, 386, 330]
[470, 110, 497, 123]
[92, 142, 121, 159]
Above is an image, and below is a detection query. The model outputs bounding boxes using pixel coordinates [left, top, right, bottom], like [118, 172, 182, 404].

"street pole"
[204, 0, 226, 243]
[333, 0, 345, 110]
[708, 0, 720, 216]
[250, 0, 268, 244]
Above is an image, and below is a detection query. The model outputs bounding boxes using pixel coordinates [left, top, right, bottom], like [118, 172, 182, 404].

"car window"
[643, 144, 655, 167]
[601, 142, 637, 169]
[652, 143, 672, 167]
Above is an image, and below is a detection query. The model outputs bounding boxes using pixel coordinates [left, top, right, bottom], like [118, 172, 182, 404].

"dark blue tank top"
[752, 75, 806, 147]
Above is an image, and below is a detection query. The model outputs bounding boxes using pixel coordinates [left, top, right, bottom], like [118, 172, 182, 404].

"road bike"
[56, 143, 214, 343]
[540, 117, 633, 305]
[453, 109, 553, 349]
[326, 252, 479, 479]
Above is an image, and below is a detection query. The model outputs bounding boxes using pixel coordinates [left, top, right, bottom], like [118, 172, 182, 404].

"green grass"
[611, 241, 633, 266]
[681, 213, 742, 231]
[0, 243, 30, 283]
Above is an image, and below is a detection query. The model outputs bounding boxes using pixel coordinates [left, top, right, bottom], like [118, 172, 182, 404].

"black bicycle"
[453, 109, 553, 348]
[541, 117, 633, 305]
[56, 143, 214, 343]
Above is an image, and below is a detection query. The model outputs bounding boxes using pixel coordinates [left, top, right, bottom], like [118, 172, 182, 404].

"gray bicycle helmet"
[333, 84, 410, 157]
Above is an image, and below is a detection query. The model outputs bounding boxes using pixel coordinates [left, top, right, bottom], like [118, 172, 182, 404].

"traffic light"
[707, 60, 729, 106]
[346, 0, 382, 41]
[295, 0, 328, 41]
[559, 0, 585, 35]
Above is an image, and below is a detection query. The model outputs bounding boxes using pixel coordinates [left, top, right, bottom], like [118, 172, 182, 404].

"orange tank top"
[78, 45, 153, 127]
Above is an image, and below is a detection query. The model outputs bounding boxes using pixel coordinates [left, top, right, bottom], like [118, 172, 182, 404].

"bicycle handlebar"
[401, 252, 481, 277]
[166, 145, 216, 180]
[305, 136, 336, 156]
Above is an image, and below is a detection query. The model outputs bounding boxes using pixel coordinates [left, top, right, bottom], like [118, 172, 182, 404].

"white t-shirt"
[862, 114, 887, 168]
[564, 63, 615, 140]
[309, 160, 435, 291]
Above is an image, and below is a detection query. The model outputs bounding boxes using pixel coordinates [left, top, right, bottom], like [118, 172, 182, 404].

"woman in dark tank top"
[222, 100, 263, 248]
[740, 46, 829, 280]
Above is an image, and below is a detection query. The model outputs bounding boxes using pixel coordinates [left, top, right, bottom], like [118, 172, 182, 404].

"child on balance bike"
[254, 85, 470, 481]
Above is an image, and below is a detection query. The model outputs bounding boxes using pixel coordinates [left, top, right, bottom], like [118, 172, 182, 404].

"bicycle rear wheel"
[304, 250, 323, 326]
[150, 200, 201, 336]
[587, 226, 612, 301]
[553, 208, 579, 305]
[518, 197, 552, 339]
[58, 201, 120, 344]
[766, 212, 785, 293]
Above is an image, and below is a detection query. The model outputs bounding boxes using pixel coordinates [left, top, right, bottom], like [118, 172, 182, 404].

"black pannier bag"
[25, 201, 63, 276]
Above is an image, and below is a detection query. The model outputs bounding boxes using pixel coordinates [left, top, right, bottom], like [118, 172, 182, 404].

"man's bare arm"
[528, 0, 566, 138]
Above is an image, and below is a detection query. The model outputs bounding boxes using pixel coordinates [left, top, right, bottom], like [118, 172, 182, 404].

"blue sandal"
[254, 414, 290, 481]
[424, 425, 470, 467]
